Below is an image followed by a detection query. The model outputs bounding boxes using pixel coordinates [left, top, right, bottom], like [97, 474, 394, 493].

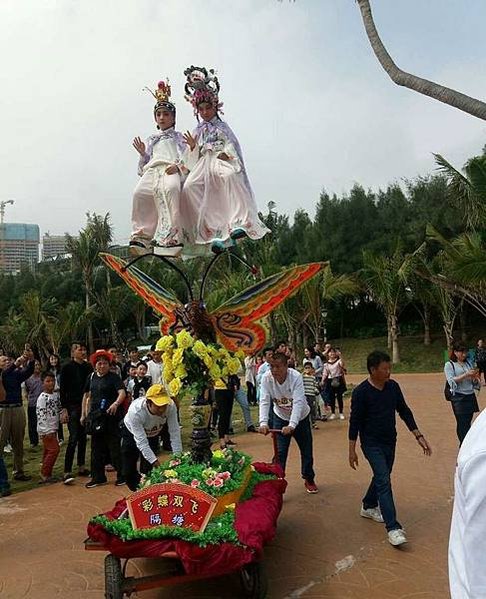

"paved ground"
[0, 373, 461, 598]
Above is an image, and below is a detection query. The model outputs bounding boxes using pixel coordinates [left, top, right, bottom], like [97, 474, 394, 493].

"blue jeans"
[0, 456, 9, 491]
[234, 388, 254, 428]
[362, 443, 401, 531]
[273, 413, 315, 482]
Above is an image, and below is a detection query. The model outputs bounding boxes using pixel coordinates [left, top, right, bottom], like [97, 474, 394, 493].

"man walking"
[349, 350, 432, 546]
[60, 343, 93, 484]
[0, 348, 35, 482]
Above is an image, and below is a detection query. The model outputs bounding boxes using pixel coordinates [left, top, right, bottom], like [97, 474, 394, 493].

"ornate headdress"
[183, 66, 223, 114]
[143, 79, 176, 113]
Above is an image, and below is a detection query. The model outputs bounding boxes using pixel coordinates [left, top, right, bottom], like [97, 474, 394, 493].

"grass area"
[333, 334, 448, 374]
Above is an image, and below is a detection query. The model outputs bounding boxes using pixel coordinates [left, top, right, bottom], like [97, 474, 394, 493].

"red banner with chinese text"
[127, 482, 217, 533]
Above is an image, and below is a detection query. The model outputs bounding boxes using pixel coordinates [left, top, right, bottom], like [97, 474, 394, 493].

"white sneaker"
[339, 413, 345, 420]
[360, 506, 384, 523]
[388, 528, 407, 546]
[328, 414, 337, 420]
[4, 444, 12, 453]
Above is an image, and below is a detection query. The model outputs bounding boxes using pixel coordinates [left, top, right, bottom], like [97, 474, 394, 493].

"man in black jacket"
[60, 343, 93, 484]
[349, 350, 432, 547]
[0, 348, 35, 482]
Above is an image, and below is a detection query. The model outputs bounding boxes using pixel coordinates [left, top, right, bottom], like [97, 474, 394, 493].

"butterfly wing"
[100, 253, 183, 335]
[211, 262, 327, 353]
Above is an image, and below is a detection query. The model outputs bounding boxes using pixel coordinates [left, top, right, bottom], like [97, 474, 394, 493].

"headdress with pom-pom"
[143, 79, 176, 113]
[183, 66, 223, 115]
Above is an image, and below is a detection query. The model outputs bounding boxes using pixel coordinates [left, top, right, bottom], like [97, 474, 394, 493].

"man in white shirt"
[259, 352, 318, 494]
[449, 408, 486, 598]
[121, 384, 182, 491]
[146, 348, 163, 384]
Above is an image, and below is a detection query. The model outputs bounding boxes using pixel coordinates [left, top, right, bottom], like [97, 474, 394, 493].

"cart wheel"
[239, 562, 268, 598]
[105, 554, 123, 599]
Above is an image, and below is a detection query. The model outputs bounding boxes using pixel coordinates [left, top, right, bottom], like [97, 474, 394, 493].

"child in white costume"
[180, 66, 269, 255]
[130, 80, 186, 256]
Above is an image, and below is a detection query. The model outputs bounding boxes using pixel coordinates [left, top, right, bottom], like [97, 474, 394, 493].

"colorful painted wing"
[210, 262, 327, 353]
[100, 253, 184, 335]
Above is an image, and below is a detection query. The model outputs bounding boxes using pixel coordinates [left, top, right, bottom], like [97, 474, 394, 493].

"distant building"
[42, 233, 72, 261]
[0, 223, 40, 274]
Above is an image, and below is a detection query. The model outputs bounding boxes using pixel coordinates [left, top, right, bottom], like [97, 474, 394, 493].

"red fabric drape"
[87, 463, 287, 577]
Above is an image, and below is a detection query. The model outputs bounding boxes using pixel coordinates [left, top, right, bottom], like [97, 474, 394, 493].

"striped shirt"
[302, 374, 319, 397]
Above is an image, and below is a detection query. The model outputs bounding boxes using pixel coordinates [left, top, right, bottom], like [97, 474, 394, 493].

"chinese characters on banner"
[127, 482, 218, 533]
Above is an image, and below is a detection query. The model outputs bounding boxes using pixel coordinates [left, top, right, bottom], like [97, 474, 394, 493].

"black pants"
[246, 382, 257, 406]
[64, 405, 87, 473]
[90, 417, 121, 483]
[121, 426, 159, 491]
[273, 413, 315, 481]
[27, 406, 38, 446]
[329, 383, 344, 414]
[215, 389, 234, 440]
[454, 412, 474, 445]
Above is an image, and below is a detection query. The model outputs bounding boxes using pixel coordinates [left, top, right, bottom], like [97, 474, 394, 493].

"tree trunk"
[85, 286, 94, 353]
[443, 323, 454, 352]
[357, 0, 486, 122]
[423, 305, 431, 346]
[390, 313, 400, 363]
[387, 315, 392, 349]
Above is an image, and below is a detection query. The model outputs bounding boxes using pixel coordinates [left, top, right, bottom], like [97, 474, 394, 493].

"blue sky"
[0, 0, 485, 243]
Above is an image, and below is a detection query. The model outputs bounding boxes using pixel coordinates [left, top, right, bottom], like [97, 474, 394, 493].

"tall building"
[42, 233, 71, 261]
[0, 223, 40, 274]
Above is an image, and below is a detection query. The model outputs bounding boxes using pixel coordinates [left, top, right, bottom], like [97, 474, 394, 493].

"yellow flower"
[172, 347, 184, 366]
[163, 469, 178, 478]
[168, 377, 182, 397]
[235, 349, 245, 360]
[193, 339, 209, 359]
[176, 330, 194, 349]
[227, 357, 241, 375]
[203, 354, 213, 369]
[174, 364, 187, 379]
[209, 364, 222, 380]
[156, 335, 174, 351]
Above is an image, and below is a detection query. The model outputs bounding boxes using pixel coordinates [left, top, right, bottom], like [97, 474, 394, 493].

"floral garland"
[91, 470, 276, 547]
[145, 448, 252, 497]
[155, 330, 244, 398]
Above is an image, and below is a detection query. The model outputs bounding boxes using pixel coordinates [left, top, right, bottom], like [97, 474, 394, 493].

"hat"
[143, 79, 176, 114]
[183, 65, 223, 114]
[89, 349, 114, 367]
[145, 384, 172, 406]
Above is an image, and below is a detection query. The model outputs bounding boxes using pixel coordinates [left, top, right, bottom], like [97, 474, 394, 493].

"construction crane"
[0, 199, 14, 224]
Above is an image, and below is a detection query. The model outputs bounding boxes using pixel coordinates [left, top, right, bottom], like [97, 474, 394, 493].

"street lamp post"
[322, 308, 328, 343]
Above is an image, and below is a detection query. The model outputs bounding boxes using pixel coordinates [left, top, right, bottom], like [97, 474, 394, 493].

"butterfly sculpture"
[100, 253, 326, 354]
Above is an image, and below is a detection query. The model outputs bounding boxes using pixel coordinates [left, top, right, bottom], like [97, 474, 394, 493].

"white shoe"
[328, 414, 336, 420]
[339, 413, 345, 420]
[388, 528, 407, 546]
[360, 506, 384, 523]
[4, 444, 12, 453]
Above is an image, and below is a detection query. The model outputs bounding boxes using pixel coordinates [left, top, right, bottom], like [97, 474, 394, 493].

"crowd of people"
[1, 336, 485, 559]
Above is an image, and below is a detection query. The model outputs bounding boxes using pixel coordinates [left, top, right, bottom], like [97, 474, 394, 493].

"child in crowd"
[133, 362, 152, 400]
[321, 347, 346, 420]
[181, 66, 269, 255]
[130, 79, 186, 256]
[36, 372, 61, 484]
[302, 361, 320, 429]
[24, 360, 43, 448]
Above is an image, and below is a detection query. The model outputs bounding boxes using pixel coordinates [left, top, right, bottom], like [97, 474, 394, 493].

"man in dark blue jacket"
[0, 348, 35, 482]
[349, 350, 432, 547]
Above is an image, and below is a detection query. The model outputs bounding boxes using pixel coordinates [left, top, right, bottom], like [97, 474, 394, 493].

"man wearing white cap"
[121, 384, 182, 491]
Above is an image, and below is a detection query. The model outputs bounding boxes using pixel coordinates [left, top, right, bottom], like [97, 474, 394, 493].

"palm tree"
[66, 213, 113, 351]
[362, 247, 411, 363]
[356, 0, 486, 121]
[434, 154, 486, 230]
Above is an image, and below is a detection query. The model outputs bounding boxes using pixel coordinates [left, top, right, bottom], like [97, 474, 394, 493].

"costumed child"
[129, 79, 187, 256]
[181, 66, 269, 255]
[36, 371, 62, 484]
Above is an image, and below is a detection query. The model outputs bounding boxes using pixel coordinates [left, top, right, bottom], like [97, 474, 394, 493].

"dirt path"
[0, 373, 460, 598]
